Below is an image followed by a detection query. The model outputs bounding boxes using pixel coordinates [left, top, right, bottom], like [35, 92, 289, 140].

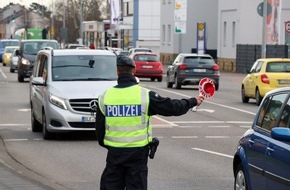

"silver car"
[30, 49, 117, 139]
[10, 48, 19, 73]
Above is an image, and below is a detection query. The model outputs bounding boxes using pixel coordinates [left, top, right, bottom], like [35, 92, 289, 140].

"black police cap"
[117, 55, 135, 68]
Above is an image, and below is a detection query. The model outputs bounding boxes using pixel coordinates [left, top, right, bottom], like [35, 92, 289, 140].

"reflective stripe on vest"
[98, 85, 152, 147]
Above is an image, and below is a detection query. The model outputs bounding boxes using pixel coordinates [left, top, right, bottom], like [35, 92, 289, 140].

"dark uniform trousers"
[100, 146, 149, 190]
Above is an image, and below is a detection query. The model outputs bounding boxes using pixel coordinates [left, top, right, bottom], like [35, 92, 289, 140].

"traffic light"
[42, 28, 47, 39]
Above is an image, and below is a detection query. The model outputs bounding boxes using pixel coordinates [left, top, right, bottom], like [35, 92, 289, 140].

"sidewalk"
[0, 161, 50, 190]
[0, 138, 64, 190]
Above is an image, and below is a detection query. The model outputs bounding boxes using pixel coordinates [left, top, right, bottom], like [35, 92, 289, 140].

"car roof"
[256, 58, 290, 62]
[4, 46, 19, 49]
[20, 39, 58, 42]
[131, 52, 157, 56]
[0, 39, 19, 41]
[39, 49, 116, 56]
[178, 53, 213, 58]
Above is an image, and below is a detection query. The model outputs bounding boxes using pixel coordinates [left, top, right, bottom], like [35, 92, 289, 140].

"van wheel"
[157, 77, 162, 82]
[42, 111, 54, 140]
[31, 106, 42, 132]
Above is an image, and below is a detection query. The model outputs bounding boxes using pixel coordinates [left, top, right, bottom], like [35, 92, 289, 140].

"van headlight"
[49, 94, 67, 110]
[21, 58, 30, 65]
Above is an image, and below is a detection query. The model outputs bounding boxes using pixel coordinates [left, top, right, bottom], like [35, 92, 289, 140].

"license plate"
[142, 65, 153, 68]
[81, 116, 95, 122]
[278, 80, 290, 85]
[193, 69, 206, 73]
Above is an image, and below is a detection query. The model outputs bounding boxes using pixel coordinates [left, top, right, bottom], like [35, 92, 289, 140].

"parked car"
[128, 48, 152, 56]
[241, 58, 290, 105]
[10, 48, 19, 73]
[2, 46, 18, 66]
[130, 52, 163, 82]
[233, 87, 290, 190]
[30, 49, 118, 139]
[166, 53, 220, 90]
[118, 50, 129, 56]
[65, 43, 85, 49]
[16, 39, 59, 82]
[0, 39, 20, 63]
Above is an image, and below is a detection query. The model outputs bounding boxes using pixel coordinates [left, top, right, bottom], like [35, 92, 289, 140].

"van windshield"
[52, 55, 118, 81]
[23, 41, 59, 55]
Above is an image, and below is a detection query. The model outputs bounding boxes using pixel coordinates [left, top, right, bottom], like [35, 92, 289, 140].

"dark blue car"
[233, 87, 290, 190]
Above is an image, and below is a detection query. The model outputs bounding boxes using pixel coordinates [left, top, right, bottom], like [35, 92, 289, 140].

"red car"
[130, 52, 163, 82]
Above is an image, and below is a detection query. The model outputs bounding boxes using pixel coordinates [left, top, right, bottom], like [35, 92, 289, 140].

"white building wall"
[136, 0, 161, 55]
[218, 0, 290, 59]
[160, 0, 218, 55]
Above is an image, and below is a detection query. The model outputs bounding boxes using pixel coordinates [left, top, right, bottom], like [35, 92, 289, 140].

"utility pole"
[79, 0, 83, 45]
[261, 0, 267, 58]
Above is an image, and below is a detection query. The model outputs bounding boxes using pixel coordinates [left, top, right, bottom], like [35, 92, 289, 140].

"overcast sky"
[0, 0, 51, 9]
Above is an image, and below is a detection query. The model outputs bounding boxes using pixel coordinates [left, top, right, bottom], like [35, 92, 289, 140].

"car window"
[52, 55, 117, 81]
[257, 93, 288, 131]
[266, 62, 290, 72]
[278, 97, 290, 128]
[184, 56, 214, 65]
[134, 55, 157, 62]
[37, 55, 48, 80]
[250, 60, 263, 73]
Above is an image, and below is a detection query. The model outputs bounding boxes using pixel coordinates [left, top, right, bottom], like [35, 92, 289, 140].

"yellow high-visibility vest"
[98, 85, 152, 147]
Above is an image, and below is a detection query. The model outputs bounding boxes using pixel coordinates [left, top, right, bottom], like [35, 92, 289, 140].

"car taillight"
[261, 74, 270, 84]
[179, 64, 187, 70]
[212, 64, 219, 71]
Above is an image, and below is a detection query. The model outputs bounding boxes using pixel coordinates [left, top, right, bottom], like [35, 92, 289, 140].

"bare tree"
[52, 0, 106, 43]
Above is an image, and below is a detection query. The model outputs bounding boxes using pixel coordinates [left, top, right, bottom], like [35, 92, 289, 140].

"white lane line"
[192, 148, 233, 158]
[0, 67, 7, 78]
[173, 121, 252, 124]
[208, 125, 230, 128]
[153, 116, 178, 126]
[172, 136, 198, 139]
[4, 139, 28, 142]
[205, 136, 229, 138]
[178, 125, 201, 128]
[174, 121, 225, 124]
[0, 124, 30, 126]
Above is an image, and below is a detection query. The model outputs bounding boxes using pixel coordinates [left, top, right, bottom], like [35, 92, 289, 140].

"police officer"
[96, 55, 204, 190]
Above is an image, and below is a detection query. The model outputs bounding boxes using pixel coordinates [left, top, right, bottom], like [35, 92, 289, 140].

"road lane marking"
[0, 124, 30, 126]
[208, 125, 230, 128]
[0, 67, 7, 78]
[4, 139, 28, 142]
[205, 136, 229, 138]
[192, 148, 233, 158]
[172, 136, 198, 138]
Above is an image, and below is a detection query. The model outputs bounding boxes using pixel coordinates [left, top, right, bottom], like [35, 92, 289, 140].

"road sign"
[174, 22, 186, 34]
[285, 21, 290, 33]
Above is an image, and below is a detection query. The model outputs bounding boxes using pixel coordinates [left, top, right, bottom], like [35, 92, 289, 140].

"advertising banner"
[266, 0, 281, 44]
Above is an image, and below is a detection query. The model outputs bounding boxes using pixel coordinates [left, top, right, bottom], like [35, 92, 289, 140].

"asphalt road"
[0, 63, 258, 190]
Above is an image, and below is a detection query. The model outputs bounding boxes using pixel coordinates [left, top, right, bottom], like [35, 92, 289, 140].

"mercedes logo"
[89, 100, 98, 111]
